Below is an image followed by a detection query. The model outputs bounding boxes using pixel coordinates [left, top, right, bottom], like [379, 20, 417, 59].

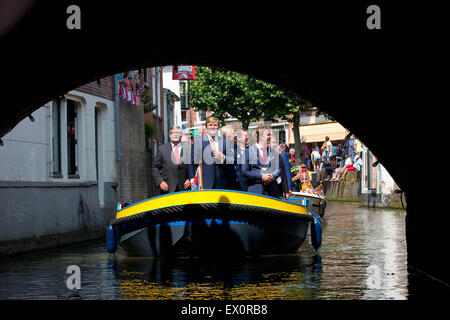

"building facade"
[361, 146, 403, 208]
[162, 65, 206, 137]
[0, 79, 116, 255]
[0, 69, 164, 255]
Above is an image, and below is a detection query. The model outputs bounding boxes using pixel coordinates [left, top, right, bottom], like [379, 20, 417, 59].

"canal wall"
[313, 170, 405, 209]
[322, 171, 361, 201]
[0, 73, 161, 257]
[361, 189, 406, 209]
[0, 182, 115, 257]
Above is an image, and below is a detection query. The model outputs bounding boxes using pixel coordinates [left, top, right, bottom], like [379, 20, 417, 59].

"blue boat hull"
[115, 218, 310, 258]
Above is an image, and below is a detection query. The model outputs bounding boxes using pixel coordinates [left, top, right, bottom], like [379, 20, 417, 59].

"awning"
[289, 122, 349, 144]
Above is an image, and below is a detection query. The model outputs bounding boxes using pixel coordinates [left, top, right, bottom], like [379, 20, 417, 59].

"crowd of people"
[152, 117, 362, 199]
[295, 134, 363, 184]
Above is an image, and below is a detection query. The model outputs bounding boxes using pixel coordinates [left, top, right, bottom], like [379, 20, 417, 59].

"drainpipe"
[114, 74, 121, 161]
[163, 89, 169, 144]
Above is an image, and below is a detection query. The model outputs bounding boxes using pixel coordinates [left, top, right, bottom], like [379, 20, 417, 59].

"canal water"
[0, 202, 408, 300]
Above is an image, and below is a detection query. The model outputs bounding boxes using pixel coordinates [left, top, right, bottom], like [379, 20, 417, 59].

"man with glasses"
[152, 125, 191, 194]
[243, 126, 281, 197]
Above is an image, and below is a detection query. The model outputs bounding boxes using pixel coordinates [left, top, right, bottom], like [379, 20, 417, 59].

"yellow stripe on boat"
[116, 190, 308, 219]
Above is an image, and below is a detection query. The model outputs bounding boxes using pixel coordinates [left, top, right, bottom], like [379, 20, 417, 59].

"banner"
[173, 65, 196, 80]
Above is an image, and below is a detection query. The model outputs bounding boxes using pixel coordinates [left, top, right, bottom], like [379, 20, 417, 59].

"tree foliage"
[189, 66, 307, 129]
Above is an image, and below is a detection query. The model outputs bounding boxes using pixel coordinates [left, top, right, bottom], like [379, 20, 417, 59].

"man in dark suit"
[189, 116, 234, 189]
[152, 125, 191, 194]
[234, 129, 249, 191]
[243, 126, 281, 197]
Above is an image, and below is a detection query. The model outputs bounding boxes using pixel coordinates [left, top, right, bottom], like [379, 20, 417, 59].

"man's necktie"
[262, 147, 267, 165]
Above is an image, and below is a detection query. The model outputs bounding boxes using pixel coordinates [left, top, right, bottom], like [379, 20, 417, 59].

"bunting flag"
[135, 93, 140, 105]
[314, 184, 325, 197]
[120, 86, 127, 99]
[118, 69, 153, 103]
[191, 164, 203, 190]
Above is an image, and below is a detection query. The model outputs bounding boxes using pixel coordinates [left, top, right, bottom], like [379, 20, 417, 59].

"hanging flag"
[191, 164, 203, 190]
[127, 90, 132, 102]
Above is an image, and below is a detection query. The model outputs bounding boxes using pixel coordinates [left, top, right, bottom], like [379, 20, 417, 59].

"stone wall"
[318, 170, 406, 209]
[0, 182, 112, 256]
[361, 189, 407, 209]
[322, 171, 361, 201]
[116, 100, 153, 203]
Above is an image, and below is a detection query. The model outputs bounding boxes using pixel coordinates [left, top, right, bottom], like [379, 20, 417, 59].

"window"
[51, 99, 62, 177]
[198, 110, 206, 121]
[180, 81, 186, 95]
[67, 99, 79, 178]
[153, 140, 158, 158]
[181, 110, 187, 122]
[95, 107, 100, 181]
[157, 68, 161, 117]
[50, 97, 83, 180]
[180, 81, 188, 110]
[152, 67, 156, 115]
[143, 68, 148, 85]
[278, 128, 286, 144]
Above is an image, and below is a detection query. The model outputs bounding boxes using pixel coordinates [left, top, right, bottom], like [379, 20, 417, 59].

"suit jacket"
[189, 135, 234, 190]
[279, 150, 293, 194]
[152, 142, 190, 194]
[234, 144, 248, 191]
[242, 144, 281, 196]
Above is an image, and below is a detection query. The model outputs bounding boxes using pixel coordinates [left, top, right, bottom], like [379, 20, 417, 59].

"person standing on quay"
[311, 146, 321, 173]
[301, 141, 311, 170]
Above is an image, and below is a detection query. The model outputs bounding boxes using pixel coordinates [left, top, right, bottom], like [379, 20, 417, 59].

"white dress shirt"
[206, 133, 219, 152]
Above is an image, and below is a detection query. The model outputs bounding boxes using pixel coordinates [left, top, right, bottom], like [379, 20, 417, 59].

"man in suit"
[152, 125, 191, 194]
[189, 116, 234, 189]
[243, 125, 281, 197]
[234, 128, 249, 191]
[220, 125, 242, 191]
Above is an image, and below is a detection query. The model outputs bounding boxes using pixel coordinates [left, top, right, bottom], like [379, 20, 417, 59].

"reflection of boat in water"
[107, 253, 323, 299]
[106, 190, 322, 257]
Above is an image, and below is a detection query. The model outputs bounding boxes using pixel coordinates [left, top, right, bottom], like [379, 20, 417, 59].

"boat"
[291, 182, 326, 218]
[106, 189, 322, 258]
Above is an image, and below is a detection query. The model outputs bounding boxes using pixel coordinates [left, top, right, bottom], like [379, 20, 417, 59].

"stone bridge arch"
[0, 1, 446, 298]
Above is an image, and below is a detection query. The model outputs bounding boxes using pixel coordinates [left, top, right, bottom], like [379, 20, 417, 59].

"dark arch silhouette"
[0, 1, 446, 298]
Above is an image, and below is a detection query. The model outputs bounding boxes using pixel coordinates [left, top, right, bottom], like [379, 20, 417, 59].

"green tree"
[189, 66, 311, 159]
[190, 66, 306, 128]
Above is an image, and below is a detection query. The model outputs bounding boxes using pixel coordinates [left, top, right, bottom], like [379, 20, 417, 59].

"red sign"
[172, 65, 196, 80]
